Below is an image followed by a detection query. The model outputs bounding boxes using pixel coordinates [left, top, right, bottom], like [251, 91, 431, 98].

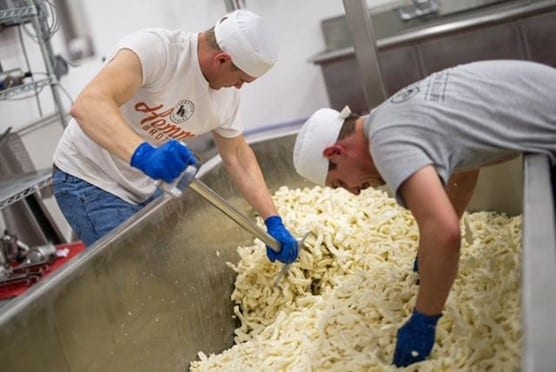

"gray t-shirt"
[365, 60, 556, 207]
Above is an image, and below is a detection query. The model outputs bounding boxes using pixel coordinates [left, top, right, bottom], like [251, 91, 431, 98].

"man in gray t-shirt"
[292, 60, 556, 367]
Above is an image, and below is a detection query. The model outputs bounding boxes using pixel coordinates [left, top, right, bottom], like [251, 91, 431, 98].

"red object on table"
[0, 241, 86, 300]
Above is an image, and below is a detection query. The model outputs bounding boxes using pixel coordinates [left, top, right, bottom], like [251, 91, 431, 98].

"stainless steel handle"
[160, 165, 198, 197]
[189, 179, 281, 252]
[157, 144, 281, 252]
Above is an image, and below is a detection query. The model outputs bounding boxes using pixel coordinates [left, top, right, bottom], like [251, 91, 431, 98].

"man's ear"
[323, 144, 344, 159]
[214, 52, 232, 68]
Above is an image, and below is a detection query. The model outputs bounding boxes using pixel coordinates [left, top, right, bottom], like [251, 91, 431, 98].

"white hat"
[293, 106, 352, 186]
[214, 9, 279, 78]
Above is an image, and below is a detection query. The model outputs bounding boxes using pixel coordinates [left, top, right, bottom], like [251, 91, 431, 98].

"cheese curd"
[190, 186, 522, 371]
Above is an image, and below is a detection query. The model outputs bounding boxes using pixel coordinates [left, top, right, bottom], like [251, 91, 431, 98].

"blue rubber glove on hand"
[264, 216, 299, 264]
[393, 309, 442, 367]
[130, 140, 198, 183]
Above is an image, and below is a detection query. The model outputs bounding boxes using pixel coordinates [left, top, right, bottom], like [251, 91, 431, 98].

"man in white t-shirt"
[53, 9, 298, 265]
[292, 60, 556, 367]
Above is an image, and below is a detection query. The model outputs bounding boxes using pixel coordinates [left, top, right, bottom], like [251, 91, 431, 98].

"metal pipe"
[522, 154, 556, 372]
[31, 0, 67, 128]
[189, 179, 281, 252]
[223, 0, 246, 12]
[54, 0, 95, 61]
[342, 0, 387, 110]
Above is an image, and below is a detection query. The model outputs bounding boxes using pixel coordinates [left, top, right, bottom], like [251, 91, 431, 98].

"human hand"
[393, 309, 442, 367]
[264, 216, 299, 264]
[130, 140, 199, 183]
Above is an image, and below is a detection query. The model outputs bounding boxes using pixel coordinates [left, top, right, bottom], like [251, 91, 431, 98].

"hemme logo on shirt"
[170, 100, 195, 123]
[135, 100, 195, 141]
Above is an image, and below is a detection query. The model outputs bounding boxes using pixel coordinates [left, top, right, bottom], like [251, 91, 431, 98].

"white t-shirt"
[54, 28, 242, 203]
[365, 60, 556, 207]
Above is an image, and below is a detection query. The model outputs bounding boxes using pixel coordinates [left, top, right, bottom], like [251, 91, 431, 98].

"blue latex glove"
[393, 309, 442, 367]
[264, 216, 299, 264]
[130, 140, 198, 183]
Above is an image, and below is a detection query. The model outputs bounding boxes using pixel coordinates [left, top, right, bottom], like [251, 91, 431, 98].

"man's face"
[325, 150, 384, 195]
[209, 56, 256, 90]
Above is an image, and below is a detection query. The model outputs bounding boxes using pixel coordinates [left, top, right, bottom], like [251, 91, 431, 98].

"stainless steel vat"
[313, 0, 556, 113]
[0, 131, 550, 371]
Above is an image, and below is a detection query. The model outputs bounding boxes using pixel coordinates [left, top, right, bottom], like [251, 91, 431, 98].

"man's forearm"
[224, 150, 277, 220]
[415, 233, 460, 316]
[229, 169, 278, 220]
[71, 92, 143, 163]
[70, 49, 146, 163]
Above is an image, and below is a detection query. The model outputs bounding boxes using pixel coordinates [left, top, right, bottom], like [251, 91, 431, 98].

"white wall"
[0, 0, 399, 240]
[3, 0, 402, 131]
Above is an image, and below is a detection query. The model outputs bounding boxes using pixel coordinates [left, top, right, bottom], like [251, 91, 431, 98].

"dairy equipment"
[161, 165, 307, 287]
[312, 0, 556, 114]
[397, 0, 511, 20]
[0, 129, 550, 370]
[0, 230, 57, 288]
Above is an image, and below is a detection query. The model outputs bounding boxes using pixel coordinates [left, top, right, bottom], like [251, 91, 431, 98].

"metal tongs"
[160, 151, 306, 287]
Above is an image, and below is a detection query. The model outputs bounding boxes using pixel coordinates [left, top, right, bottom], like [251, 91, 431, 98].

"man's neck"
[355, 116, 385, 186]
[196, 32, 212, 82]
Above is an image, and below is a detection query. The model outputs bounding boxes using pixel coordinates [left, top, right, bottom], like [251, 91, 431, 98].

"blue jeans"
[52, 168, 161, 247]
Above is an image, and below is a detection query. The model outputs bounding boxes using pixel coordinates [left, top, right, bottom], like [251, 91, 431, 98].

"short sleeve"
[213, 90, 243, 138]
[109, 30, 168, 87]
[371, 129, 436, 208]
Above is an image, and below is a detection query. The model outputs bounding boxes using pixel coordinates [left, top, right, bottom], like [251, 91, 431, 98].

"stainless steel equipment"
[398, 0, 440, 20]
[161, 164, 307, 286]
[312, 0, 556, 114]
[397, 0, 510, 20]
[0, 128, 65, 246]
[188, 179, 283, 252]
[159, 150, 283, 253]
[54, 0, 95, 61]
[0, 230, 57, 287]
[0, 130, 550, 371]
[342, 0, 387, 110]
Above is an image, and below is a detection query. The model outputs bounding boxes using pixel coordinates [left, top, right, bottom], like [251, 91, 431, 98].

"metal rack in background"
[0, 0, 68, 246]
[0, 169, 52, 210]
[0, 76, 53, 100]
[0, 0, 67, 127]
[0, 128, 64, 247]
[0, 0, 36, 24]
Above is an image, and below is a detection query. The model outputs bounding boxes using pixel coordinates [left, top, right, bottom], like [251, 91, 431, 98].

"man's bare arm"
[400, 165, 462, 315]
[212, 133, 278, 219]
[70, 49, 145, 162]
[446, 169, 480, 219]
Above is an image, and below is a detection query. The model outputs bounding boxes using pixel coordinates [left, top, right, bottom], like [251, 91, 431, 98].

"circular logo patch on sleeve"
[391, 86, 420, 104]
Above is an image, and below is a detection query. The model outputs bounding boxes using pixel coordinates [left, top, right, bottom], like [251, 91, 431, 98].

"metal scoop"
[161, 165, 305, 286]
